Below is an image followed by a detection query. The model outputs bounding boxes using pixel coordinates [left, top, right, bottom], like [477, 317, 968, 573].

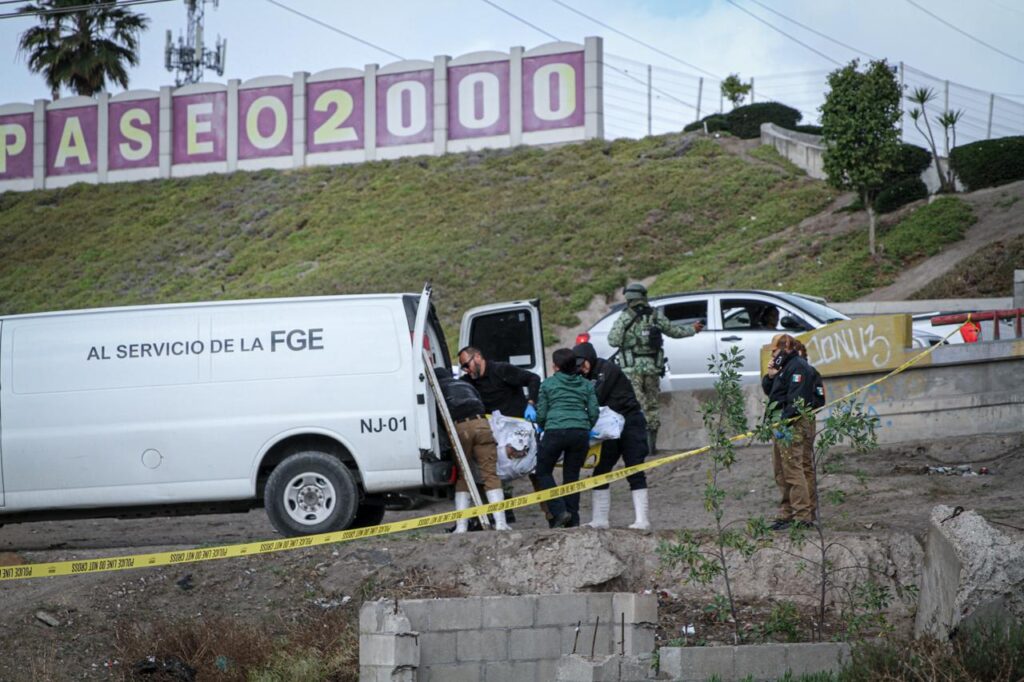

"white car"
[912, 312, 1014, 344]
[578, 289, 943, 391]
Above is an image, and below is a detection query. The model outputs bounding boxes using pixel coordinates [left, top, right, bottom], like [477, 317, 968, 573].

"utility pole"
[165, 0, 227, 86]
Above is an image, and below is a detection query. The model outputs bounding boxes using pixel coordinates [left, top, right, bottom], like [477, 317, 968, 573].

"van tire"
[350, 501, 387, 529]
[265, 451, 359, 537]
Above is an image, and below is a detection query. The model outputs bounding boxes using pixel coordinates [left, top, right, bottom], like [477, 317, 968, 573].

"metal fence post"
[987, 94, 995, 139]
[750, 76, 755, 103]
[696, 77, 703, 122]
[944, 79, 949, 113]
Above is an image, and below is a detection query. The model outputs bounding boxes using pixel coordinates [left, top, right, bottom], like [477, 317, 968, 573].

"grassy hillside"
[0, 134, 973, 343]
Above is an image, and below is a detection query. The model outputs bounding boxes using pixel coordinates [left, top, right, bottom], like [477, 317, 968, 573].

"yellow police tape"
[0, 320, 966, 582]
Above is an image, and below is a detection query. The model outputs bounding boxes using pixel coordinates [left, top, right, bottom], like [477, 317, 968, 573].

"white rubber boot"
[453, 491, 471, 533]
[486, 488, 510, 531]
[628, 489, 650, 530]
[585, 489, 611, 529]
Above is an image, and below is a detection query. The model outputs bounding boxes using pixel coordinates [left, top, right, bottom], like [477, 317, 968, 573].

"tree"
[17, 0, 150, 100]
[721, 73, 752, 107]
[820, 59, 902, 256]
[907, 87, 962, 193]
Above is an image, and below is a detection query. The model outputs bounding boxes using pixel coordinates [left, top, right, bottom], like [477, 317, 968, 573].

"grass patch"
[912, 232, 1024, 299]
[748, 144, 805, 175]
[882, 196, 976, 262]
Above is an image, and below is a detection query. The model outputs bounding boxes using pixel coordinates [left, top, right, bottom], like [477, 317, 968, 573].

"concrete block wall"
[359, 593, 657, 682]
[659, 642, 850, 682]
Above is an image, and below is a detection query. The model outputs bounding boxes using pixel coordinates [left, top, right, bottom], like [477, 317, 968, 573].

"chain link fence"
[603, 52, 1024, 148]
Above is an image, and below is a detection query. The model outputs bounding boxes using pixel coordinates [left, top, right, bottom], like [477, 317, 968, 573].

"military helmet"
[623, 282, 648, 301]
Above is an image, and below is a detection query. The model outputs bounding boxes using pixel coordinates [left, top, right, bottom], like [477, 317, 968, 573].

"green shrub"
[874, 176, 928, 213]
[890, 143, 932, 179]
[727, 102, 802, 139]
[949, 136, 1024, 190]
[684, 113, 730, 133]
[792, 124, 823, 135]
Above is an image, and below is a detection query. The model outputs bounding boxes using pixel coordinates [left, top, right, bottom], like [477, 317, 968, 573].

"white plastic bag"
[488, 410, 538, 481]
[591, 406, 625, 441]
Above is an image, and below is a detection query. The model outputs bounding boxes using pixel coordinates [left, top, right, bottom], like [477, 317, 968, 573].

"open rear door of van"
[0, 319, 4, 507]
[411, 285, 437, 453]
[459, 300, 546, 380]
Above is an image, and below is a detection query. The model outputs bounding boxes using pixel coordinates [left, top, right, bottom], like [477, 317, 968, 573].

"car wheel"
[350, 500, 387, 529]
[265, 451, 359, 537]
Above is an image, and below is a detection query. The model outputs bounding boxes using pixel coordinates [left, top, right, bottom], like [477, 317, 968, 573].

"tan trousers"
[772, 416, 817, 522]
[454, 417, 501, 492]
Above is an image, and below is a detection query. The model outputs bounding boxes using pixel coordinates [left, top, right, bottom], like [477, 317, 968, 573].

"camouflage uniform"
[608, 304, 697, 444]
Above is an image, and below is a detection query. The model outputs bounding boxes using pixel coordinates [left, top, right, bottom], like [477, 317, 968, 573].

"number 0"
[313, 89, 358, 145]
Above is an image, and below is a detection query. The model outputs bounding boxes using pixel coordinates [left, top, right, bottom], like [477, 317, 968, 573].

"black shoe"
[552, 511, 573, 528]
[506, 509, 516, 524]
[770, 519, 792, 531]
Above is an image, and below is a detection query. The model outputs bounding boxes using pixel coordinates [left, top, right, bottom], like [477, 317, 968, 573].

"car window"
[721, 298, 783, 331]
[660, 300, 708, 326]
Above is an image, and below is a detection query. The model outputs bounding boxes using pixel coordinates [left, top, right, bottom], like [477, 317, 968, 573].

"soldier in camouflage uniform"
[608, 283, 704, 453]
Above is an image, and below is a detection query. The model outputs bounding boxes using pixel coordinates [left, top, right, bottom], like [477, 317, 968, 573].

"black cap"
[573, 342, 597, 364]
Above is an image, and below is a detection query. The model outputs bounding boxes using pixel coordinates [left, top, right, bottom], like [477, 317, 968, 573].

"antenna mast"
[165, 0, 227, 86]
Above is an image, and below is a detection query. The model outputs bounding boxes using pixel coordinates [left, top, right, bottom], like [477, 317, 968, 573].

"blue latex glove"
[589, 430, 599, 439]
[524, 404, 537, 422]
[773, 429, 786, 440]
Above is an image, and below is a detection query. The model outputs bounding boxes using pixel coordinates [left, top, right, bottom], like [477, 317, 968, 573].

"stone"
[915, 505, 1024, 639]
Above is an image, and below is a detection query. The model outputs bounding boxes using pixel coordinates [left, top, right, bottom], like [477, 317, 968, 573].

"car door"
[459, 300, 546, 380]
[716, 294, 809, 383]
[655, 295, 716, 392]
[0, 319, 4, 507]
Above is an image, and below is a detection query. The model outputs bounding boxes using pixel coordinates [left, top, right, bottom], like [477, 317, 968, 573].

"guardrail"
[932, 309, 1024, 341]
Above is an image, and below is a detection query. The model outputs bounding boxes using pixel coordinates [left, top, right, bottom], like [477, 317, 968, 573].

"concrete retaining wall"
[659, 642, 850, 682]
[359, 593, 657, 681]
[661, 338, 1024, 449]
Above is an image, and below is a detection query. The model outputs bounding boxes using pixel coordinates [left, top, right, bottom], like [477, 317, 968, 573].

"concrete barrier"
[659, 642, 850, 682]
[661, 337, 1024, 449]
[759, 123, 826, 180]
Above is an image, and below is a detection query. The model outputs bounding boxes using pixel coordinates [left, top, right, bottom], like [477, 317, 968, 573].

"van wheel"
[350, 501, 387, 529]
[265, 451, 358, 537]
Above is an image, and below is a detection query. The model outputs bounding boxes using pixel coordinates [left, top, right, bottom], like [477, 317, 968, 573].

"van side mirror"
[780, 315, 810, 331]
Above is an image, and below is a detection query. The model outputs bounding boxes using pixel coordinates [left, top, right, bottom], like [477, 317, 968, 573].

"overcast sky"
[1, 0, 1021, 138]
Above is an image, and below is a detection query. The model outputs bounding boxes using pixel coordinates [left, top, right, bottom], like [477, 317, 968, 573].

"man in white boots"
[433, 368, 510, 533]
[573, 342, 652, 530]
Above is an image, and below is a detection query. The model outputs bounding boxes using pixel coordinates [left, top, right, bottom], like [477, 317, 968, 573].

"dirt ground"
[0, 432, 1021, 680]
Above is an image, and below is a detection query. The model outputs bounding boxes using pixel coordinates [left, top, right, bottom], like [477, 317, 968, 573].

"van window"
[468, 308, 536, 368]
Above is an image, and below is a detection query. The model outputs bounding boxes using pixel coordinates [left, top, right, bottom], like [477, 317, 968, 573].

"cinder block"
[536, 658, 557, 682]
[556, 654, 617, 681]
[482, 595, 535, 628]
[509, 626, 563, 660]
[359, 601, 385, 633]
[359, 632, 419, 668]
[561, 623, 614, 656]
[456, 629, 509, 662]
[612, 593, 657, 624]
[428, 597, 483, 630]
[622, 624, 656, 656]
[484, 660, 536, 682]
[660, 645, 734, 682]
[618, 653, 657, 681]
[419, 631, 457, 665]
[537, 593, 589, 626]
[733, 643, 786, 680]
[398, 599, 434, 630]
[783, 642, 851, 676]
[586, 593, 614, 625]
[420, 662, 482, 682]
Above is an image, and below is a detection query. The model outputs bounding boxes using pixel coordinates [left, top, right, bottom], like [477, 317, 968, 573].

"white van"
[0, 286, 544, 536]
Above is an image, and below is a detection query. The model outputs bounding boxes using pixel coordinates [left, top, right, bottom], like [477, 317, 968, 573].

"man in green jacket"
[609, 282, 704, 453]
[533, 348, 600, 528]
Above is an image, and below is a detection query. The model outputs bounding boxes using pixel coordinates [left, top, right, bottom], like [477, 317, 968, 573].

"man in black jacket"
[574, 342, 652, 530]
[434, 368, 509, 533]
[457, 346, 543, 524]
[761, 335, 821, 530]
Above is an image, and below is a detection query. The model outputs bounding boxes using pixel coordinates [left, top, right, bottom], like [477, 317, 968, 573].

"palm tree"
[17, 0, 150, 100]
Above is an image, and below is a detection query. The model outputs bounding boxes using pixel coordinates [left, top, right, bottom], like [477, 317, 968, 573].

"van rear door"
[459, 300, 546, 380]
[0, 319, 4, 507]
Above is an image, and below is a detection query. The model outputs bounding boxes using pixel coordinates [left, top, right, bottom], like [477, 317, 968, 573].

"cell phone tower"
[164, 0, 227, 86]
